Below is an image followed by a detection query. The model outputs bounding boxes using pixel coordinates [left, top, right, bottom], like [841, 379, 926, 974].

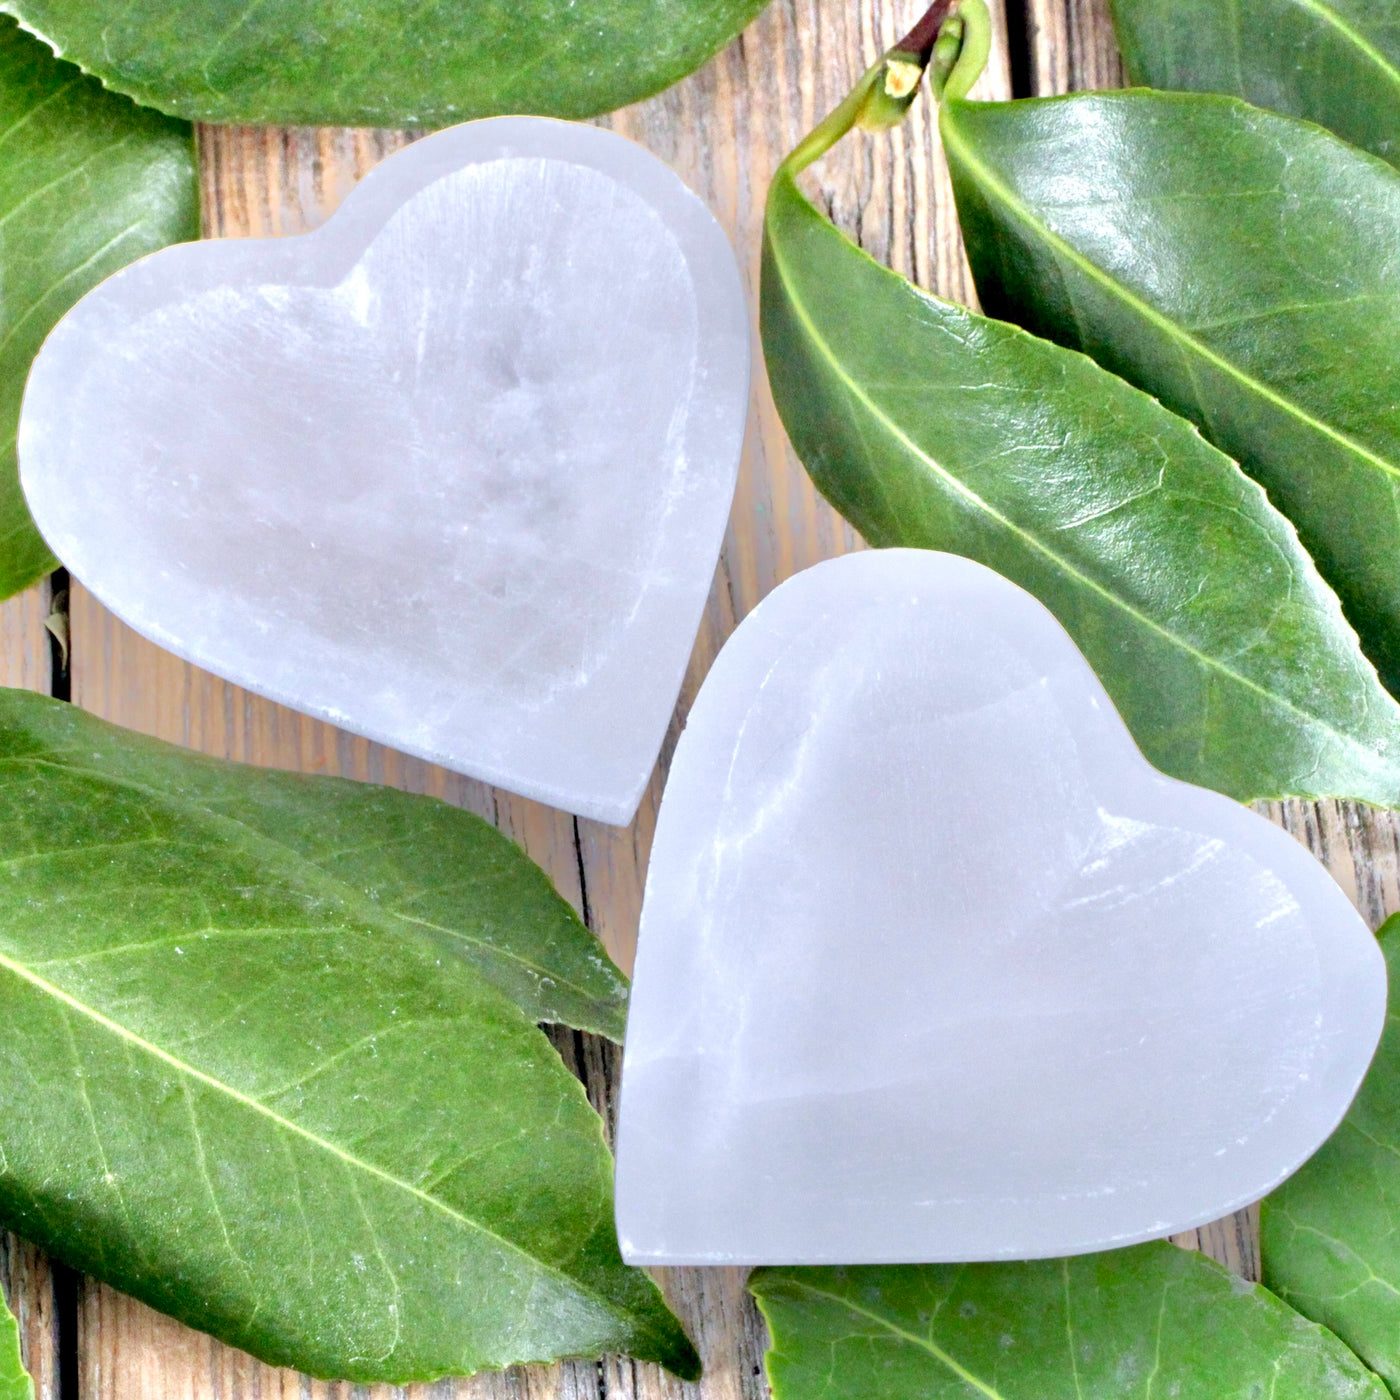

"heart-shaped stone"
[615, 548, 1387, 1263]
[18, 118, 749, 824]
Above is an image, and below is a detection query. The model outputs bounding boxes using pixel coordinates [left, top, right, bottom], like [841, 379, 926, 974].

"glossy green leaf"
[0, 18, 196, 601]
[942, 89, 1400, 698]
[0, 688, 696, 1384]
[31, 728, 633, 1042]
[752, 1243, 1388, 1399]
[0, 0, 768, 127]
[1262, 913, 1400, 1393]
[761, 153, 1400, 806]
[1110, 0, 1400, 168]
[0, 698, 628, 1040]
[0, 1283, 30, 1400]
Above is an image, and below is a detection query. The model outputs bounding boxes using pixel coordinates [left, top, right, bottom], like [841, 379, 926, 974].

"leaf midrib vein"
[2, 753, 615, 1017]
[767, 185, 1389, 764]
[766, 1278, 1008, 1399]
[939, 112, 1400, 485]
[0, 942, 636, 1328]
[1279, 0, 1400, 91]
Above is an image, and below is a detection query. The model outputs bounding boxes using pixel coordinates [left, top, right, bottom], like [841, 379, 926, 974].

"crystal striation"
[615, 548, 1387, 1263]
[18, 118, 749, 824]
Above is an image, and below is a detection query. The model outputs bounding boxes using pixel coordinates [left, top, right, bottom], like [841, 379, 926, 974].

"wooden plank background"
[4, 0, 1400, 1392]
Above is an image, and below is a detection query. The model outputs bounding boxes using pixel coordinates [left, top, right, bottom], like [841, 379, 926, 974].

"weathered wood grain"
[64, 0, 1011, 1396]
[0, 1237, 59, 1400]
[0, 584, 52, 697]
[1027, 0, 1124, 93]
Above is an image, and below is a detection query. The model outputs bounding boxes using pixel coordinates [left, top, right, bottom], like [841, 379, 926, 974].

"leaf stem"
[939, 0, 992, 102]
[777, 0, 988, 178]
[780, 58, 892, 174]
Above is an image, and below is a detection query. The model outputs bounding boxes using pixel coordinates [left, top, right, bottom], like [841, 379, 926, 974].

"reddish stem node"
[893, 0, 958, 65]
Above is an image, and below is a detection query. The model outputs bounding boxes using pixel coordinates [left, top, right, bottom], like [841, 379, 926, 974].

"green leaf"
[761, 155, 1400, 806]
[751, 1244, 1389, 1399]
[0, 17, 196, 601]
[1262, 913, 1400, 1393]
[941, 89, 1400, 699]
[1109, 0, 1400, 169]
[0, 687, 696, 1384]
[0, 1282, 31, 1400]
[0, 0, 769, 127]
[1, 703, 631, 1041]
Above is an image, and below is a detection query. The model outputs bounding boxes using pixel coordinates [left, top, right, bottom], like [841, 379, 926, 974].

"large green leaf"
[0, 1282, 29, 1400]
[752, 1244, 1388, 1399]
[0, 707, 632, 1041]
[1262, 913, 1400, 1392]
[0, 18, 196, 601]
[1110, 0, 1400, 169]
[761, 141, 1400, 805]
[941, 89, 1400, 698]
[0, 688, 696, 1383]
[0, 0, 768, 126]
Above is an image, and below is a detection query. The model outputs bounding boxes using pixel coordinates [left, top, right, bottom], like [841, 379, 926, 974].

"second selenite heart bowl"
[615, 548, 1386, 1265]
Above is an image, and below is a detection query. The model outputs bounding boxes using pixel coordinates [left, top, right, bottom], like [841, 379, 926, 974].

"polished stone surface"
[616, 549, 1386, 1263]
[19, 118, 748, 824]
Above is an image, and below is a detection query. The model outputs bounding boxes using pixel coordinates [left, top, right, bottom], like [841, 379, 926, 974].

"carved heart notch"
[18, 118, 749, 824]
[615, 549, 1386, 1263]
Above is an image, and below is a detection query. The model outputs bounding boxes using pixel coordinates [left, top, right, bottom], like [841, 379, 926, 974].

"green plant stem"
[778, 0, 989, 178]
[939, 0, 990, 100]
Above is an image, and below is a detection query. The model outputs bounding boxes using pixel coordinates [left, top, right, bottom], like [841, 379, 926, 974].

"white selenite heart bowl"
[18, 117, 750, 825]
[615, 548, 1387, 1264]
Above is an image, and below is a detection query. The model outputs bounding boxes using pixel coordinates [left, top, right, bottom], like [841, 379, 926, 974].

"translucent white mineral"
[19, 118, 749, 824]
[615, 549, 1386, 1264]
